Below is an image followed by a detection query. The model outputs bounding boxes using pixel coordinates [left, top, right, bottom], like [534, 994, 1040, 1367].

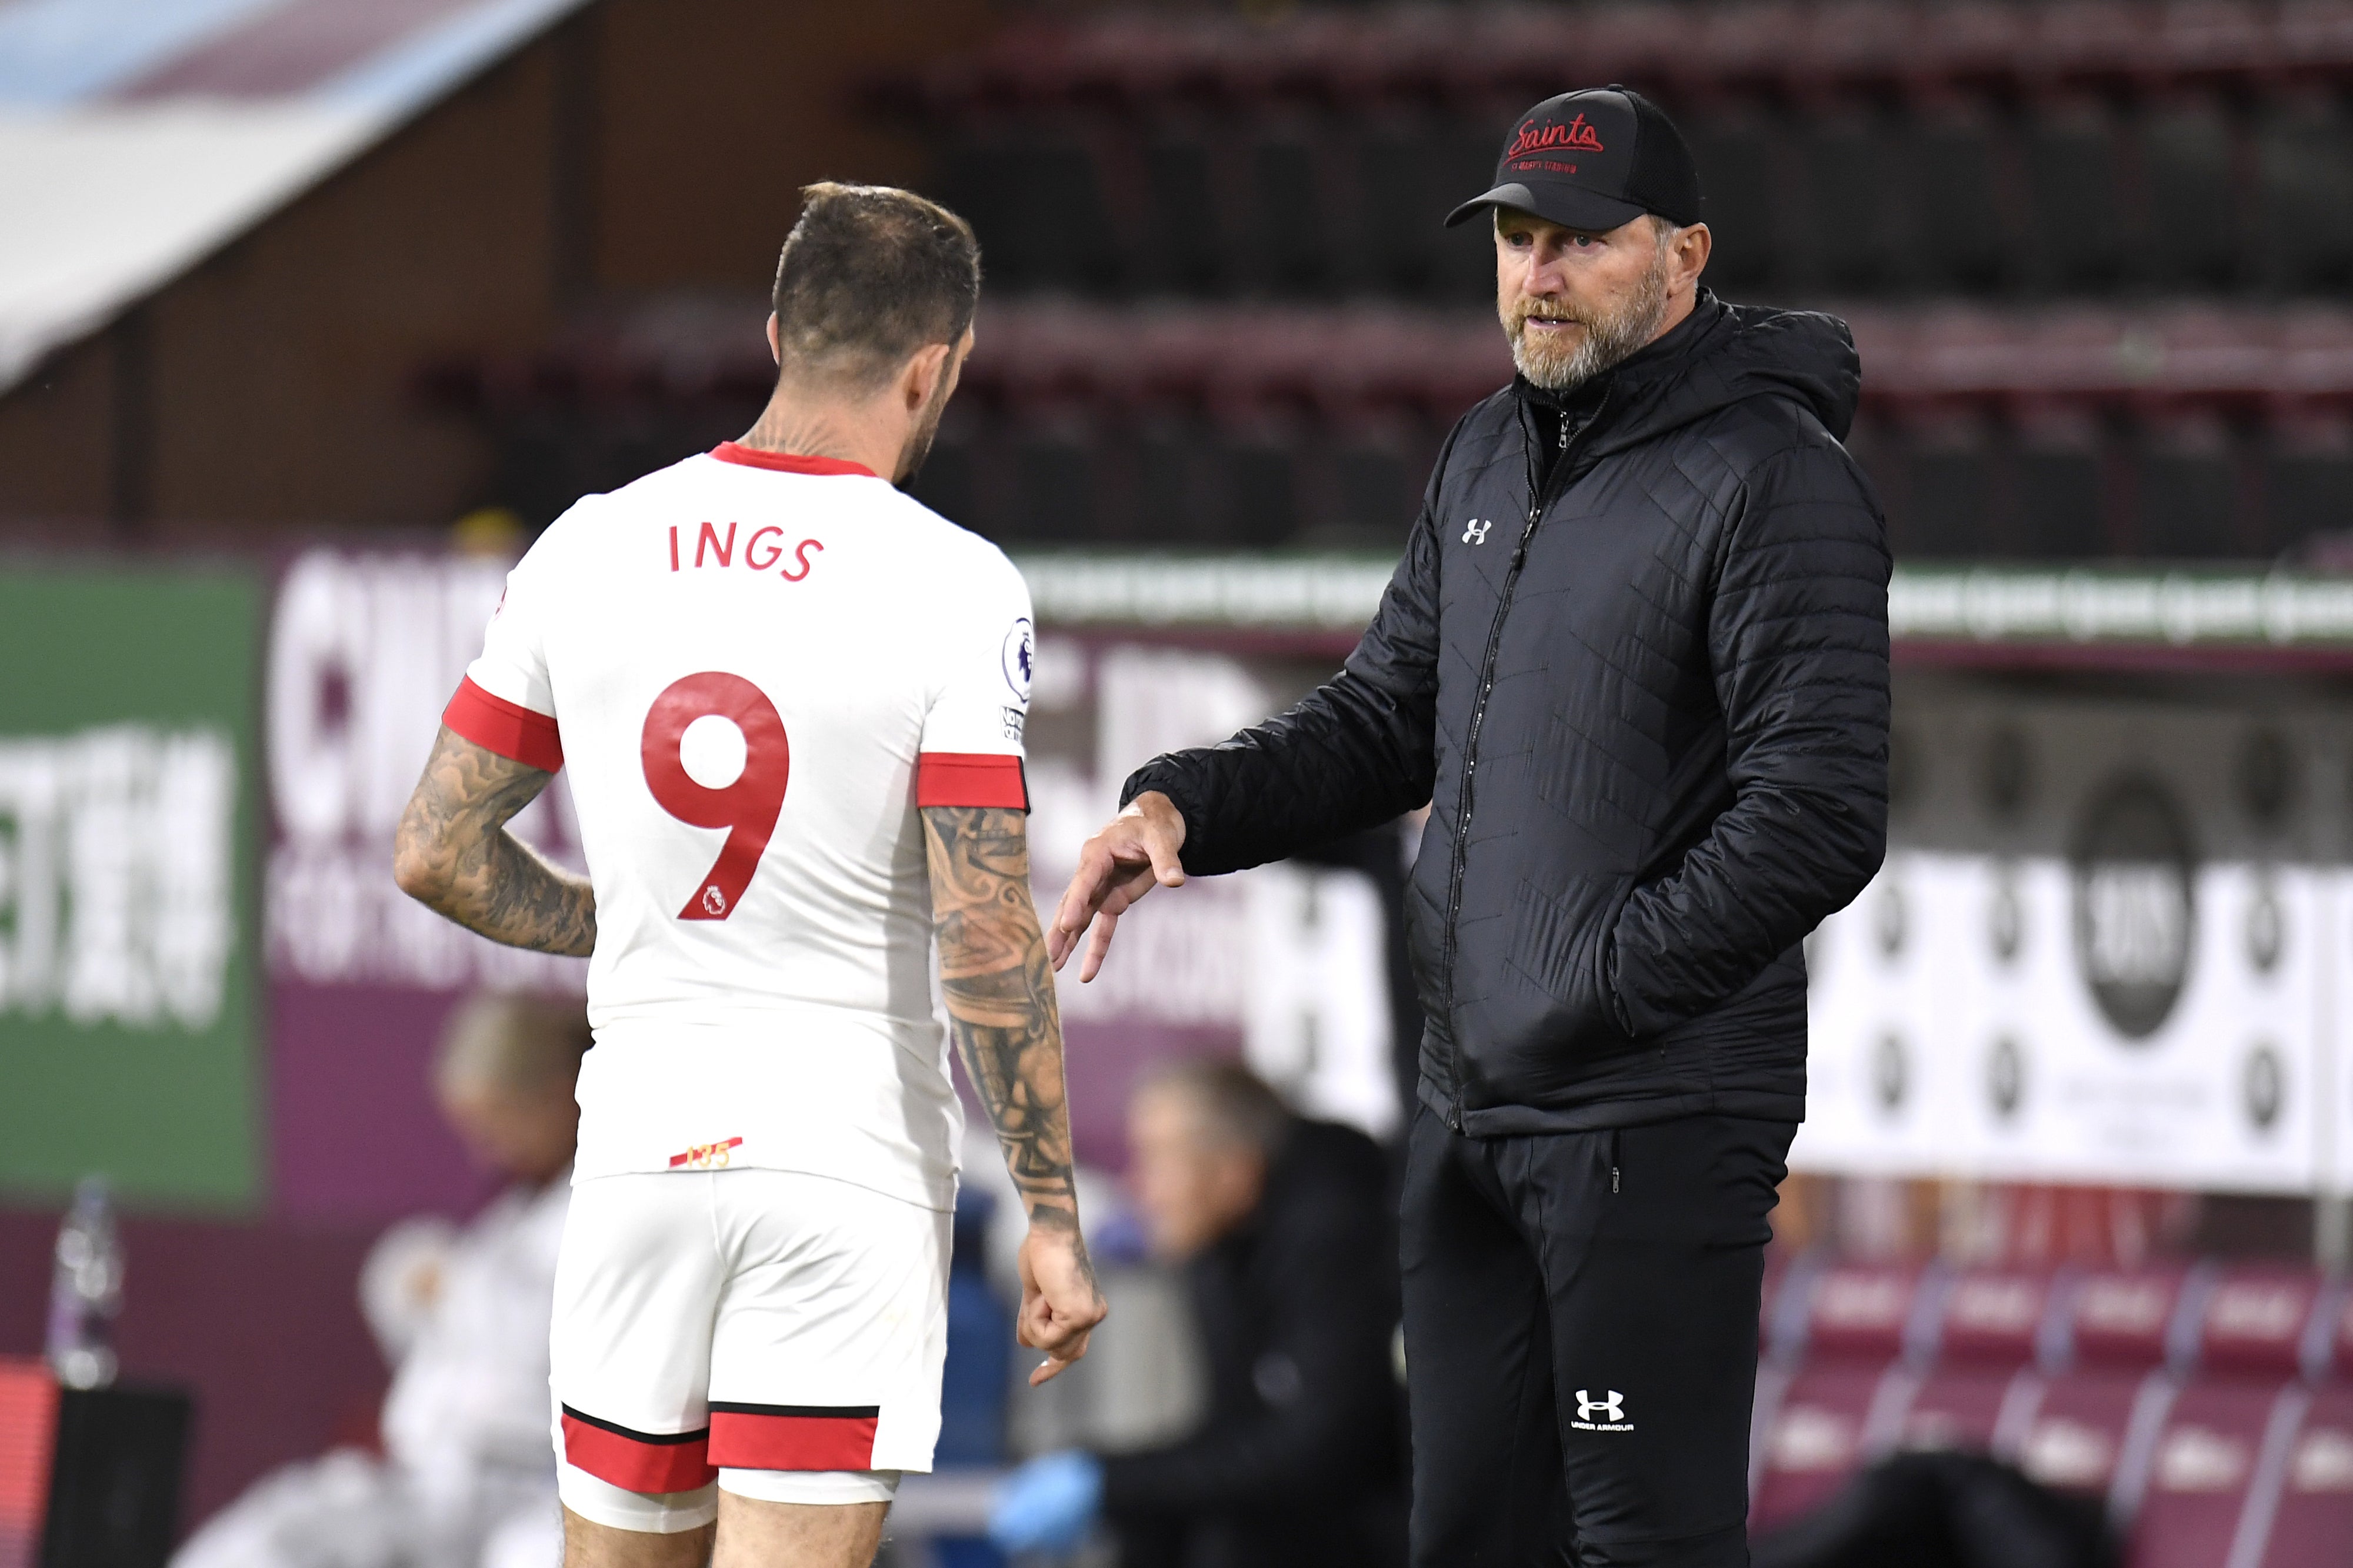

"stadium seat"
[1792, 1261, 1941, 1365]
[1899, 104, 2009, 292]
[2005, 1364, 2172, 1503]
[2022, 99, 2131, 291]
[1936, 1267, 2067, 1367]
[2122, 1378, 2301, 1567]
[2064, 1266, 2207, 1372]
[1678, 104, 1779, 293]
[2264, 416, 2353, 560]
[2011, 409, 2115, 559]
[1879, 1267, 2065, 1455]
[1881, 413, 1998, 559]
[2252, 92, 2353, 294]
[1792, 106, 1903, 293]
[2258, 1383, 2353, 1568]
[1989, 1267, 2206, 1506]
[2141, 93, 2240, 290]
[1749, 1262, 1935, 1527]
[2192, 1268, 2339, 1382]
[1243, 125, 1329, 295]
[1752, 1360, 1912, 1530]
[2317, 1283, 2353, 1383]
[1139, 132, 1227, 296]
[2136, 413, 2246, 558]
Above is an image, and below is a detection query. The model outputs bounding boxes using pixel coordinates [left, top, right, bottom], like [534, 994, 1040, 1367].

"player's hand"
[1048, 792, 1187, 982]
[1015, 1220, 1106, 1386]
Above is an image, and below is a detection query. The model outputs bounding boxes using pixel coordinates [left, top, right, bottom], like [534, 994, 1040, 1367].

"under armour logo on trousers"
[1576, 1390, 1625, 1423]
[1462, 519, 1493, 545]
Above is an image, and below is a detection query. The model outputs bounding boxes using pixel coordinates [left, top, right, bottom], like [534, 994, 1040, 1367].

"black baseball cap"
[1445, 86, 1702, 233]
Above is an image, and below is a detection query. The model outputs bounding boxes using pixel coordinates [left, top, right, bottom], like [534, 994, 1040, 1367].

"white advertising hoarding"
[1801, 856, 2331, 1193]
[1797, 683, 2352, 1196]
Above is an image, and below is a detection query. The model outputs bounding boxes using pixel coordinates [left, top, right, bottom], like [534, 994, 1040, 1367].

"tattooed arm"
[393, 726, 595, 957]
[923, 805, 1107, 1384]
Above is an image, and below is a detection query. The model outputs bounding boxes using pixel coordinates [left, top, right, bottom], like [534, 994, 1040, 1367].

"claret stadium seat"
[2122, 1378, 2301, 1568]
[1885, 1267, 2065, 1456]
[1998, 1267, 2208, 1506]
[1749, 1262, 1939, 1529]
[2193, 1269, 2342, 1383]
[2258, 1383, 2353, 1568]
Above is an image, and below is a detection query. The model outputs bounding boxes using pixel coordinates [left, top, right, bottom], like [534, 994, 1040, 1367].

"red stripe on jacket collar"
[710, 442, 877, 479]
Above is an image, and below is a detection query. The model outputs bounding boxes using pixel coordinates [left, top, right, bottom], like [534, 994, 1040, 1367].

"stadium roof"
[0, 0, 591, 392]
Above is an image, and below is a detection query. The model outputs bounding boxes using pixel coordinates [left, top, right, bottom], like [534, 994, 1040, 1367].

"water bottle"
[46, 1177, 122, 1389]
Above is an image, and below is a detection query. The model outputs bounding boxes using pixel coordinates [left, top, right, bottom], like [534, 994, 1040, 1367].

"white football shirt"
[444, 442, 1035, 1209]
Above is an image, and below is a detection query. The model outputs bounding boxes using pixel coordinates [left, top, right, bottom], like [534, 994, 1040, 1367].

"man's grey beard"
[1505, 251, 1672, 393]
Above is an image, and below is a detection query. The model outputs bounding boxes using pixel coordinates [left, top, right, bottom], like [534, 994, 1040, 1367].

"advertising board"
[1799, 685, 2352, 1196]
[0, 567, 261, 1208]
[264, 549, 587, 1219]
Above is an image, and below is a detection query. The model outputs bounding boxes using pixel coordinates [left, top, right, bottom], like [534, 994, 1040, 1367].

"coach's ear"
[766, 312, 781, 366]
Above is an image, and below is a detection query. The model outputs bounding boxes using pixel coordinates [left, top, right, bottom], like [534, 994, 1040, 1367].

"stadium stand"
[1745, 1258, 2353, 1560]
[431, 293, 2353, 556]
[807, 0, 2353, 559]
[423, 0, 2353, 557]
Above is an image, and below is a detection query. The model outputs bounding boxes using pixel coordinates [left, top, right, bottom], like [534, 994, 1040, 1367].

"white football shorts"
[549, 1168, 951, 1533]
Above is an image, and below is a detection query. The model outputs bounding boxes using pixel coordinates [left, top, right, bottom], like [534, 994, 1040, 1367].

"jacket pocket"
[1499, 875, 1638, 1048]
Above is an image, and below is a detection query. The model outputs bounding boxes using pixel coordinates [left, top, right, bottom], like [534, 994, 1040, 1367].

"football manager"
[1051, 86, 1889, 1568]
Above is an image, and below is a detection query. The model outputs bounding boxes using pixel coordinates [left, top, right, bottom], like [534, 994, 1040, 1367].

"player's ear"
[902, 341, 953, 412]
[765, 313, 781, 367]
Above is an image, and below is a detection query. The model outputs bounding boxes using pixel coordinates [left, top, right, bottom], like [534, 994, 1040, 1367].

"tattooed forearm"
[922, 805, 1085, 1235]
[393, 726, 596, 957]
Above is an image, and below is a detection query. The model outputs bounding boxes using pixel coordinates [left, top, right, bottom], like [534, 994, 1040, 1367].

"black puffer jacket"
[1124, 293, 1889, 1134]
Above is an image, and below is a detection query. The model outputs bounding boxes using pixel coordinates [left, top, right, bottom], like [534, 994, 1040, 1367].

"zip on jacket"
[1436, 391, 1604, 1129]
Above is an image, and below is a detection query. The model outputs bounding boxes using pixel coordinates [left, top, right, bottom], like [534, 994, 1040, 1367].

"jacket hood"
[1518, 291, 1864, 455]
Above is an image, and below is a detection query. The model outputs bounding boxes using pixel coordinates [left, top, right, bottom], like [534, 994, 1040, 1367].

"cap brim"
[1444, 181, 1649, 233]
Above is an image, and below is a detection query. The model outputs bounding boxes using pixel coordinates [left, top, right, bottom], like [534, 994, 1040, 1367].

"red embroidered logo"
[669, 1136, 744, 1169]
[1506, 113, 1605, 161]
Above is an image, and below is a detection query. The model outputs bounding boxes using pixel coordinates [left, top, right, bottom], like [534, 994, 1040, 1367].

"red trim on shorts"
[708, 1403, 880, 1471]
[560, 1406, 717, 1493]
[916, 752, 1028, 810]
[443, 678, 563, 772]
[709, 442, 877, 479]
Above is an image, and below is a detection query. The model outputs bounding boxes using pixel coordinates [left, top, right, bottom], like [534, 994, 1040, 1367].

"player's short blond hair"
[772, 182, 981, 392]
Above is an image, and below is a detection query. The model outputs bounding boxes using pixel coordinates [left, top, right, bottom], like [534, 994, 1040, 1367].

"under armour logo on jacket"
[1575, 1390, 1625, 1424]
[1462, 519, 1493, 545]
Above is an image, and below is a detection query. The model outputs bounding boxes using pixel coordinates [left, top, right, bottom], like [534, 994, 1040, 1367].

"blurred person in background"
[1054, 86, 1889, 1568]
[992, 1060, 1405, 1568]
[174, 993, 590, 1568]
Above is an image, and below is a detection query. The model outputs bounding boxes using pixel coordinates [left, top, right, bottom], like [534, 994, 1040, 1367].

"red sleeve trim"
[916, 752, 1029, 810]
[559, 1407, 716, 1492]
[444, 677, 563, 772]
[709, 442, 877, 479]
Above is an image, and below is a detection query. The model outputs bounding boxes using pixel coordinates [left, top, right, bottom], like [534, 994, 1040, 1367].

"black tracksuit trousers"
[1401, 1106, 1796, 1568]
